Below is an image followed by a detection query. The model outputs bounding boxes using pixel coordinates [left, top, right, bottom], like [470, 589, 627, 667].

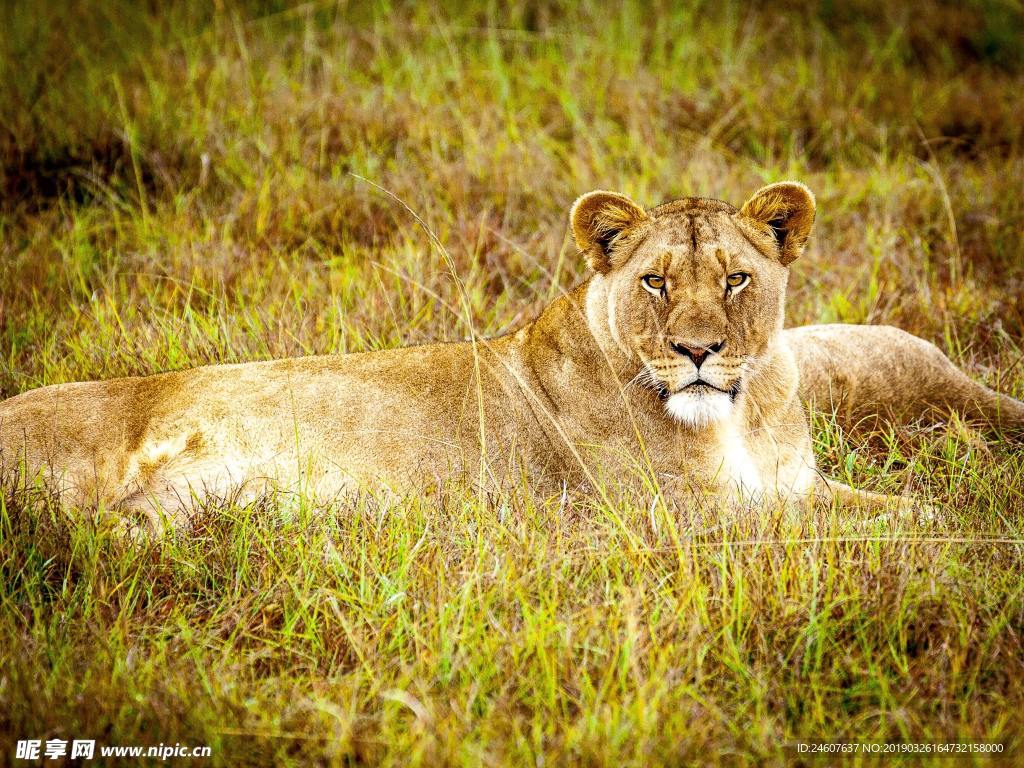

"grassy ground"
[2, 1, 1024, 765]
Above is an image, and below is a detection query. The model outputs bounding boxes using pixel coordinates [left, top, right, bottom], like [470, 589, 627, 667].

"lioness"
[2, 182, 1022, 531]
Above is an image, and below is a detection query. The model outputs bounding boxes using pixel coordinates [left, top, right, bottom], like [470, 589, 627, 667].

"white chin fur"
[664, 389, 732, 427]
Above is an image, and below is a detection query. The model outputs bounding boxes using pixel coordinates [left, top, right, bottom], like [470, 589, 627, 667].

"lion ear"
[739, 181, 816, 265]
[570, 191, 649, 273]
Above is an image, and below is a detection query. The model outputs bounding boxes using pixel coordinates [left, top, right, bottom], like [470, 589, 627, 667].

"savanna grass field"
[2, 1, 1024, 765]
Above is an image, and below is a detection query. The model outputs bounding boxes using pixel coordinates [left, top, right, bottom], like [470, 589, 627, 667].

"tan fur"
[2, 182, 1022, 533]
[788, 324, 1024, 431]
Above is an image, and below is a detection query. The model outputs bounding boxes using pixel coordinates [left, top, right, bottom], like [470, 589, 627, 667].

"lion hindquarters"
[114, 430, 221, 528]
[786, 324, 1024, 435]
[0, 381, 142, 507]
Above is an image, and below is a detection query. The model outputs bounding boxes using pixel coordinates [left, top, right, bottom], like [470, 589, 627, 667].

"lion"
[1, 181, 1021, 533]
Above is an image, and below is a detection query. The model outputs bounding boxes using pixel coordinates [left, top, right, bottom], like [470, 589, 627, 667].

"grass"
[1, 0, 1024, 764]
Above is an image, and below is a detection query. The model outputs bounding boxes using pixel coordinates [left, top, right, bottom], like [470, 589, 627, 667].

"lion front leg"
[812, 475, 941, 527]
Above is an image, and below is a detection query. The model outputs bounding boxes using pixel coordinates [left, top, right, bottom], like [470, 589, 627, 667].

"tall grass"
[1, 1, 1023, 764]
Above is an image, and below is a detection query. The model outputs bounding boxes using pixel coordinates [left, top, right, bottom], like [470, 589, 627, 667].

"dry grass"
[1, 1, 1023, 765]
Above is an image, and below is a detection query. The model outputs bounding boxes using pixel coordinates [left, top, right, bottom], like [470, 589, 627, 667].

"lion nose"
[670, 340, 725, 368]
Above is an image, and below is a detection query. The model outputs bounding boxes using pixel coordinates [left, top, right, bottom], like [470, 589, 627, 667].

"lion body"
[788, 324, 1024, 428]
[2, 184, 1022, 530]
[0, 284, 817, 520]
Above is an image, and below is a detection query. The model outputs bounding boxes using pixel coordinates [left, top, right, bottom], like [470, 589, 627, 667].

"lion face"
[572, 183, 816, 427]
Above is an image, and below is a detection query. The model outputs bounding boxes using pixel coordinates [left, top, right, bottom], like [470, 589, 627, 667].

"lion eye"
[726, 272, 750, 291]
[642, 274, 665, 293]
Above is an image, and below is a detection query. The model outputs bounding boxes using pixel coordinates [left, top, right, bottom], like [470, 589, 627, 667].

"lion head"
[571, 182, 815, 428]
